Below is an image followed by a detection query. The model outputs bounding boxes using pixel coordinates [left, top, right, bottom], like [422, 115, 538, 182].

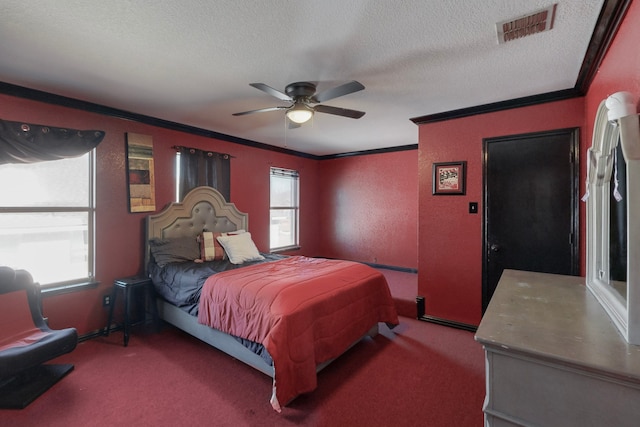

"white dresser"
[475, 269, 640, 426]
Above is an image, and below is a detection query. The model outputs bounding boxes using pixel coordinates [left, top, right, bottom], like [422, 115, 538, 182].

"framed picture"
[432, 161, 466, 195]
[126, 133, 156, 212]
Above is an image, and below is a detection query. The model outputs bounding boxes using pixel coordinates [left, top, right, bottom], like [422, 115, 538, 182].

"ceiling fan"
[232, 80, 366, 126]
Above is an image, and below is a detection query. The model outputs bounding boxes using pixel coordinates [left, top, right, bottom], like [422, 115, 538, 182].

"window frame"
[0, 151, 97, 291]
[269, 167, 300, 252]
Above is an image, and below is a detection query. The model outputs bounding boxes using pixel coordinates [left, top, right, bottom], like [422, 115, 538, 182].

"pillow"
[198, 232, 224, 261]
[149, 236, 200, 267]
[216, 232, 265, 265]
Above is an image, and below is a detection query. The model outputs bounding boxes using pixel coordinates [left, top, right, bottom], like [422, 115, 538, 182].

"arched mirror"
[585, 91, 640, 345]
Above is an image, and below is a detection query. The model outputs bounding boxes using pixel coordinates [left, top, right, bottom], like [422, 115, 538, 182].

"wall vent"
[496, 4, 557, 44]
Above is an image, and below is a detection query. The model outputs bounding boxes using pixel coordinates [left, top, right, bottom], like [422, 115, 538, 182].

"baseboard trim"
[418, 315, 477, 332]
[365, 263, 417, 274]
[79, 326, 122, 342]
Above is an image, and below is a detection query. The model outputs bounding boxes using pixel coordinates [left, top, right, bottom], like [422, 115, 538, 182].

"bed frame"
[145, 186, 377, 380]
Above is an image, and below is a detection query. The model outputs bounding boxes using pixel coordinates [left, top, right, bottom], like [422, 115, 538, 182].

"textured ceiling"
[0, 1, 605, 156]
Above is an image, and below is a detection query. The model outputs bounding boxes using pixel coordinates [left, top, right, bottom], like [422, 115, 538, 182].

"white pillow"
[216, 232, 265, 264]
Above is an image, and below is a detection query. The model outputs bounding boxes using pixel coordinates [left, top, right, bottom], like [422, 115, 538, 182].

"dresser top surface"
[475, 269, 640, 380]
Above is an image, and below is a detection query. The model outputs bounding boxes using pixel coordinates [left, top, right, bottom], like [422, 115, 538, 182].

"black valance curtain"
[176, 146, 231, 201]
[0, 119, 105, 164]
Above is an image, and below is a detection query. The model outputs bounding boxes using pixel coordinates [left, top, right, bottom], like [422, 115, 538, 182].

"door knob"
[490, 244, 500, 252]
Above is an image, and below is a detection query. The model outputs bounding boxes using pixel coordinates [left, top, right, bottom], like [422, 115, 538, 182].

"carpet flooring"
[1, 316, 485, 427]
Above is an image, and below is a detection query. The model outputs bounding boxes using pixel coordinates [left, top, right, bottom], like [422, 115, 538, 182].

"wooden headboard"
[144, 186, 248, 272]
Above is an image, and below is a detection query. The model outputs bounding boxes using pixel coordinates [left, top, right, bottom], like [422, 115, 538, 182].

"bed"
[145, 186, 399, 411]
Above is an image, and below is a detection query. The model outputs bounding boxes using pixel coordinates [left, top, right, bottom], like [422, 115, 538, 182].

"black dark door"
[483, 128, 580, 311]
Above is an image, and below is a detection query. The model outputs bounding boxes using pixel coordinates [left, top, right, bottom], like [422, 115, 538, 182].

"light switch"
[469, 202, 478, 214]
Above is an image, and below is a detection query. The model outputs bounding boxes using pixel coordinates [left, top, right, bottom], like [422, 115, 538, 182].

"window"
[0, 152, 95, 288]
[270, 167, 299, 251]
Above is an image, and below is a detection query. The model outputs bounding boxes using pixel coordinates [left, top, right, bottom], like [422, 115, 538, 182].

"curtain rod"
[171, 145, 235, 158]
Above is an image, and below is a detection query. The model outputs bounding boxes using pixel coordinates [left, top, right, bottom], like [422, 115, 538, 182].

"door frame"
[482, 128, 580, 311]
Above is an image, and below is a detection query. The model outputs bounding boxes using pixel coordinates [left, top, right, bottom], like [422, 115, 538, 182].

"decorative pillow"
[149, 236, 200, 267]
[198, 232, 224, 261]
[216, 232, 265, 265]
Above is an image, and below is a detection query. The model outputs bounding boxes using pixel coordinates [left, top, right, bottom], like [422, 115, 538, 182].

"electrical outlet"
[103, 294, 111, 307]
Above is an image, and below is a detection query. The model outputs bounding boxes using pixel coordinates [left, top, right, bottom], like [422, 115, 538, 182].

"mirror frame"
[586, 92, 640, 345]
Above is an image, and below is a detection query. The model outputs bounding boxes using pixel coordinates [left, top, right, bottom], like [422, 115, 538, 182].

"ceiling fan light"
[286, 103, 314, 124]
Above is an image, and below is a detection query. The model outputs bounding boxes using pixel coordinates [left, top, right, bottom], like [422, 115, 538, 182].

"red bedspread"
[197, 256, 399, 410]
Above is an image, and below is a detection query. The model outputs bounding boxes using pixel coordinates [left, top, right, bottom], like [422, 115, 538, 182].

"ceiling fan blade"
[232, 106, 288, 116]
[311, 80, 365, 103]
[249, 83, 292, 101]
[314, 104, 366, 119]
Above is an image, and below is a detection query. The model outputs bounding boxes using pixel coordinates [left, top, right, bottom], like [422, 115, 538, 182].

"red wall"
[585, 0, 640, 146]
[0, 94, 320, 335]
[417, 0, 640, 327]
[417, 99, 586, 326]
[1, 93, 417, 336]
[317, 150, 418, 269]
[7, 1, 636, 334]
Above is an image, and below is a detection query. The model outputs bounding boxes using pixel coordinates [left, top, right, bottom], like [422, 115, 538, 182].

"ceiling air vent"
[496, 4, 557, 44]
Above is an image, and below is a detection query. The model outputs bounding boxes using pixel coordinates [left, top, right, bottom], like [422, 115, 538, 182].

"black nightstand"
[105, 276, 158, 346]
